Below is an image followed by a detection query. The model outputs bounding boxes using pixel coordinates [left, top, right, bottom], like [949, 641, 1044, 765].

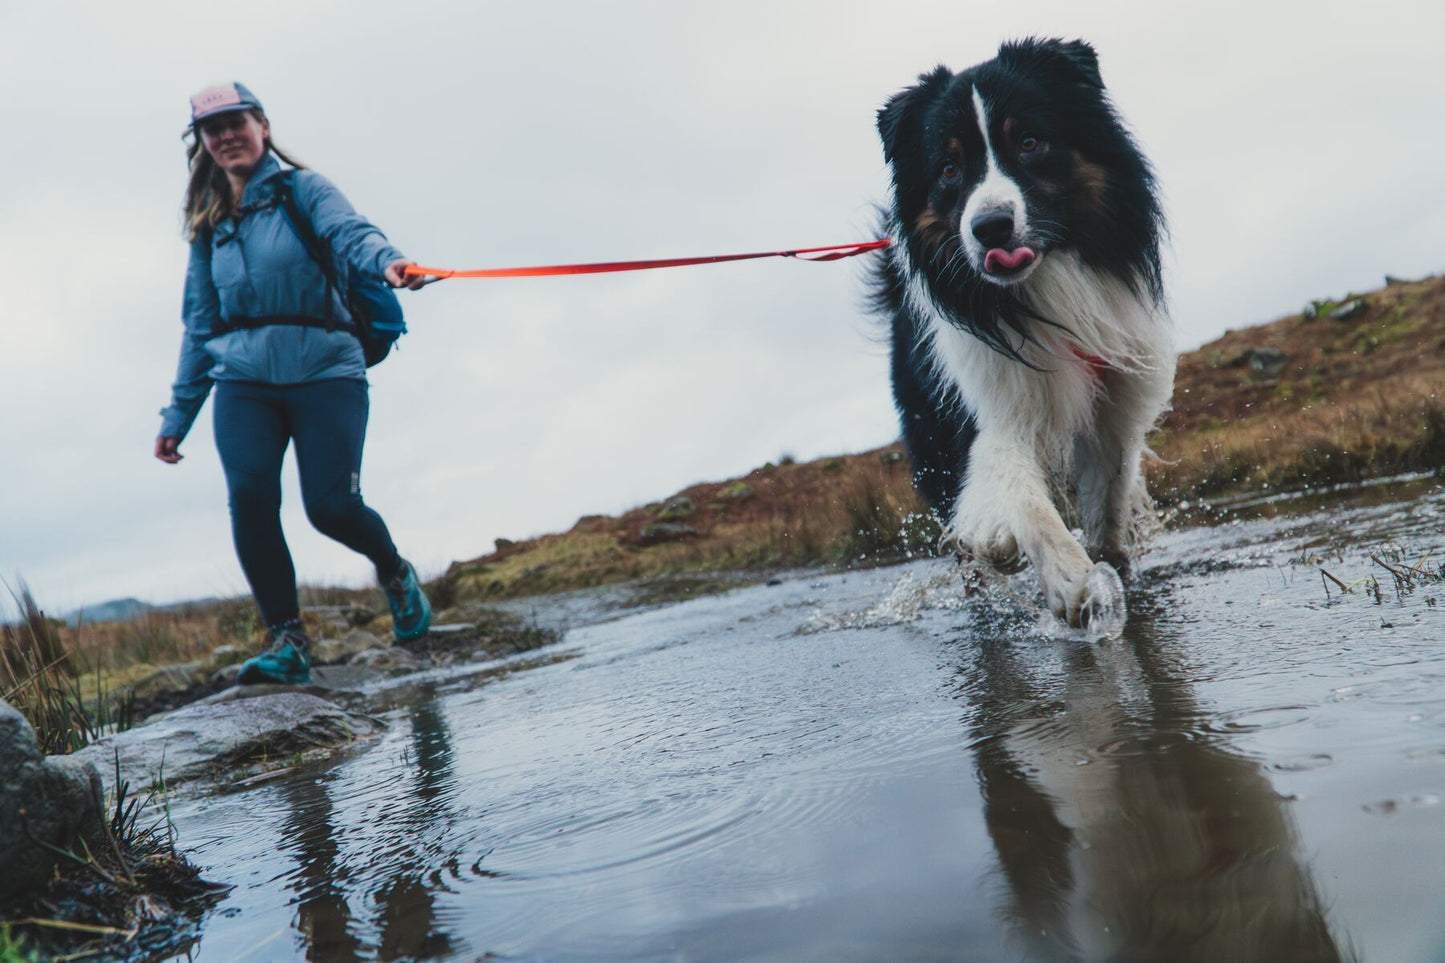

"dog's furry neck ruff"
[891, 219, 1163, 375]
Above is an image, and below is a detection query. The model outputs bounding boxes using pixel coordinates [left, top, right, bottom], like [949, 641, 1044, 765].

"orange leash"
[403, 238, 890, 280]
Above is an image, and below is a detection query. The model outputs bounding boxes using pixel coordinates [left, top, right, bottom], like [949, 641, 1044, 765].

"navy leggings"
[213, 379, 401, 627]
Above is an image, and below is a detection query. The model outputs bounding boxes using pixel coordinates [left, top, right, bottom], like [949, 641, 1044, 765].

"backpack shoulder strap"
[276, 170, 344, 312]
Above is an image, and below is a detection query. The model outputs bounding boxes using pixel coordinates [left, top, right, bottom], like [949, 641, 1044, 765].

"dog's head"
[878, 39, 1163, 350]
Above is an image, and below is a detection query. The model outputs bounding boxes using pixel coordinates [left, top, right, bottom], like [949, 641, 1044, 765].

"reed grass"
[0, 581, 132, 755]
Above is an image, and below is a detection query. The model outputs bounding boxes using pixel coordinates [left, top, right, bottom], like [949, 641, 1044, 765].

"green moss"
[0, 924, 38, 963]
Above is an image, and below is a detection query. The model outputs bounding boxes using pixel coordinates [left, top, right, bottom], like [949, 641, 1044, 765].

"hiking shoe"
[236, 628, 312, 685]
[384, 558, 432, 642]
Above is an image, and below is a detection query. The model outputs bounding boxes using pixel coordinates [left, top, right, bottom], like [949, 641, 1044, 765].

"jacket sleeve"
[158, 237, 220, 441]
[294, 171, 406, 283]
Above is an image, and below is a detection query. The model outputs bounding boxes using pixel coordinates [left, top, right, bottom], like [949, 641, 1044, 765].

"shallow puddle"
[167, 476, 1445, 961]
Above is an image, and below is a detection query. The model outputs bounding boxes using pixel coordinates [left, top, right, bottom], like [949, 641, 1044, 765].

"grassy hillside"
[447, 273, 1445, 601]
[1149, 274, 1445, 498]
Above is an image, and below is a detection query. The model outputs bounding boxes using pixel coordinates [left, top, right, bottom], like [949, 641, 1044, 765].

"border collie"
[873, 38, 1173, 632]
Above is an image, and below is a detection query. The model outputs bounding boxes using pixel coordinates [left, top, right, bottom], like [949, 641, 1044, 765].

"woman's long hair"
[182, 109, 306, 242]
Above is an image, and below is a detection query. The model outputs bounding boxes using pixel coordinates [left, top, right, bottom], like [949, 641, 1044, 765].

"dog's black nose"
[970, 210, 1015, 249]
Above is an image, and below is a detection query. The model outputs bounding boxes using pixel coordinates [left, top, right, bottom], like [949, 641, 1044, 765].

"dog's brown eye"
[941, 162, 961, 183]
[1020, 135, 1040, 153]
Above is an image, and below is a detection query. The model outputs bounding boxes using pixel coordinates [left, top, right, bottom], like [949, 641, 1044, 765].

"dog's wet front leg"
[1078, 368, 1169, 578]
[955, 434, 1125, 631]
[1076, 431, 1138, 578]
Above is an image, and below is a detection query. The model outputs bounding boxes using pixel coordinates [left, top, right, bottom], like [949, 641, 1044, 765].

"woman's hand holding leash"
[385, 259, 429, 291]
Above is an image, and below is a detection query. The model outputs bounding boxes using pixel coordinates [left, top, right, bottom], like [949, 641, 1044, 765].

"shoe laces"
[271, 626, 311, 653]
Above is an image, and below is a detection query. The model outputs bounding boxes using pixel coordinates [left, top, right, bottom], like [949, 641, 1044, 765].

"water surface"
[170, 476, 1445, 961]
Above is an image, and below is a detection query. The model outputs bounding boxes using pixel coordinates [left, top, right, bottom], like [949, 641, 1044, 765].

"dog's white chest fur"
[912, 250, 1172, 464]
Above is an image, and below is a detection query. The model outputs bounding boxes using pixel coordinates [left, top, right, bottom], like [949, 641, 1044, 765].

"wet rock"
[312, 629, 384, 665]
[193, 683, 332, 706]
[68, 693, 385, 797]
[310, 664, 385, 690]
[427, 623, 478, 636]
[121, 661, 208, 701]
[194, 668, 375, 702]
[1330, 299, 1364, 321]
[636, 523, 697, 546]
[656, 495, 696, 521]
[350, 646, 424, 673]
[1248, 347, 1288, 377]
[0, 700, 105, 906]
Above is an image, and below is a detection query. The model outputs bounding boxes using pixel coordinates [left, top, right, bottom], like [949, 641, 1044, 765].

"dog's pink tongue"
[984, 247, 1036, 274]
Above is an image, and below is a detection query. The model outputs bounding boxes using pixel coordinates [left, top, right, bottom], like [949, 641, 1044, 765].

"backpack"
[275, 170, 406, 367]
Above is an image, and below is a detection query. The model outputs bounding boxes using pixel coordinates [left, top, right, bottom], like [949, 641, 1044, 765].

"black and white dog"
[873, 38, 1173, 631]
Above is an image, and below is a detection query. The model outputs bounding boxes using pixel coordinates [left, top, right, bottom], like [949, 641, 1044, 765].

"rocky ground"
[0, 602, 559, 960]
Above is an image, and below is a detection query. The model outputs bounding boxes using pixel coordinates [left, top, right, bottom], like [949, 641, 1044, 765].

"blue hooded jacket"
[158, 152, 406, 441]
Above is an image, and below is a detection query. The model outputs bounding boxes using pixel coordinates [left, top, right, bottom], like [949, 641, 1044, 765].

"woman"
[156, 82, 431, 685]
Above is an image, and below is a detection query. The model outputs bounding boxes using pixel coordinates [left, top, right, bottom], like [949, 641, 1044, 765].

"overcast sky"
[1, 0, 1441, 614]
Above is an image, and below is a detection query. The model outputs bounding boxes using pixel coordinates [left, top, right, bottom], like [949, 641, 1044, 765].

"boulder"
[311, 629, 383, 666]
[716, 481, 755, 501]
[635, 523, 697, 546]
[0, 700, 105, 906]
[67, 693, 386, 797]
[655, 495, 696, 521]
[1330, 299, 1364, 321]
[1247, 347, 1288, 377]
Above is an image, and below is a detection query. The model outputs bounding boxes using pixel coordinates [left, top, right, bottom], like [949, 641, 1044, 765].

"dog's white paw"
[1043, 560, 1127, 637]
[1078, 562, 1127, 640]
[945, 524, 1025, 574]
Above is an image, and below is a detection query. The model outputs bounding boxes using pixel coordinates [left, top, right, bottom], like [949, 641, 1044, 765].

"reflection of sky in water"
[168, 478, 1445, 961]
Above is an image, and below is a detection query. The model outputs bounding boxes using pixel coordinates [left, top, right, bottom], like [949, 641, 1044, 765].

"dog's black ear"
[1051, 39, 1103, 88]
[877, 67, 949, 163]
[1001, 37, 1104, 90]
[876, 89, 916, 164]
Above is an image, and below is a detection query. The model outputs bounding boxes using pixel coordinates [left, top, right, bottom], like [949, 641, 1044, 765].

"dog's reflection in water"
[957, 598, 1353, 963]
